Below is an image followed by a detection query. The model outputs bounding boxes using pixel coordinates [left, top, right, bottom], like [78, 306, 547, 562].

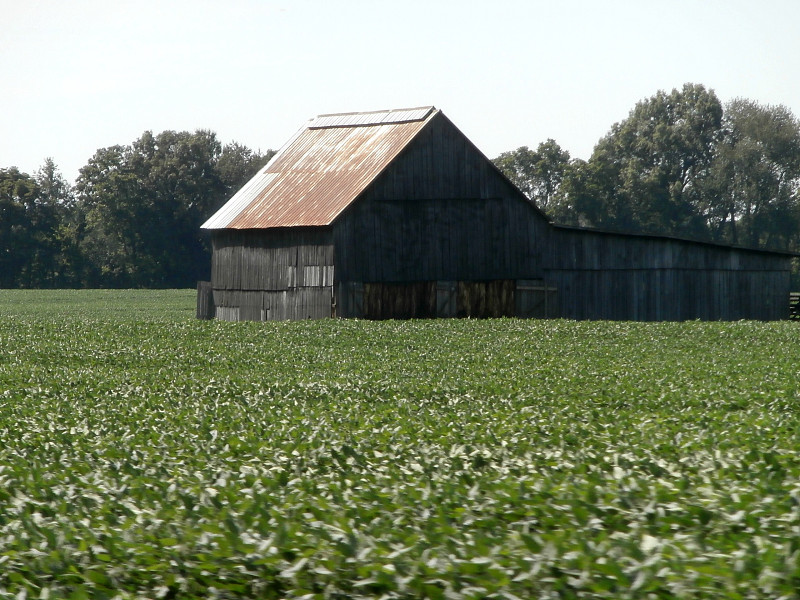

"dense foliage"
[0, 161, 71, 288]
[0, 133, 272, 289]
[2, 290, 800, 598]
[494, 84, 800, 252]
[494, 140, 571, 213]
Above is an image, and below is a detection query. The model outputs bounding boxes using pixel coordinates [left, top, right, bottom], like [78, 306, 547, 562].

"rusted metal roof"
[202, 107, 437, 229]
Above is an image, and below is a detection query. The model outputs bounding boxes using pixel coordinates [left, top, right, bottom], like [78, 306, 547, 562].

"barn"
[198, 106, 793, 321]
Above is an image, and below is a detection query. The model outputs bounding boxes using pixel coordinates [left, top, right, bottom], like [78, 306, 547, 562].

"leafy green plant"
[1, 290, 800, 598]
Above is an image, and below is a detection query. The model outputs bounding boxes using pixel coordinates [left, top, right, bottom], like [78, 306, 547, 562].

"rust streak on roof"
[202, 106, 437, 229]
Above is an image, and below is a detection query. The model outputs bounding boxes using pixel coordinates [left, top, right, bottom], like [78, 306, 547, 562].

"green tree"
[75, 145, 141, 286]
[217, 142, 275, 201]
[572, 83, 723, 237]
[0, 164, 71, 288]
[549, 158, 618, 227]
[709, 99, 800, 249]
[129, 129, 227, 286]
[493, 139, 570, 214]
[0, 168, 33, 287]
[75, 131, 271, 287]
[34, 158, 75, 287]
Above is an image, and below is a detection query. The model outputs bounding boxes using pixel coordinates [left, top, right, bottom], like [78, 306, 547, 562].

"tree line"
[1, 131, 273, 288]
[3, 83, 799, 289]
[493, 83, 800, 252]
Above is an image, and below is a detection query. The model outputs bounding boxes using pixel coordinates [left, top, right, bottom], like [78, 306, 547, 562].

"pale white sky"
[2, 0, 799, 184]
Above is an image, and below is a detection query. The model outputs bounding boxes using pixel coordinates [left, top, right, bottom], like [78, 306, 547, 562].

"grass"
[1, 289, 800, 598]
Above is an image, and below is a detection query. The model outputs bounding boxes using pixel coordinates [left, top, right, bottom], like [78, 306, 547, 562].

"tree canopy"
[1, 131, 271, 288]
[494, 83, 800, 254]
[494, 140, 570, 212]
[709, 99, 800, 249]
[0, 163, 72, 288]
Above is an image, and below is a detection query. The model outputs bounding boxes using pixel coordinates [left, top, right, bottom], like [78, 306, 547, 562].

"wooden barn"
[198, 106, 793, 321]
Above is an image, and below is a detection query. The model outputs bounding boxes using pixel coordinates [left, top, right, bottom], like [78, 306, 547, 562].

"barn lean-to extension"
[198, 106, 794, 321]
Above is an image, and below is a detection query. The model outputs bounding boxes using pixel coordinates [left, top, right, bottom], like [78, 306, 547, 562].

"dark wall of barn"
[210, 228, 334, 320]
[333, 113, 551, 317]
[545, 227, 792, 320]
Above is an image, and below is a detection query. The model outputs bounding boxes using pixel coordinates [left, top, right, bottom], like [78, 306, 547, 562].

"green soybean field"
[2, 289, 800, 599]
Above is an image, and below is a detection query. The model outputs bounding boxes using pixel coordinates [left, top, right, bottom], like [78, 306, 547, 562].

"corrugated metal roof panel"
[202, 106, 438, 230]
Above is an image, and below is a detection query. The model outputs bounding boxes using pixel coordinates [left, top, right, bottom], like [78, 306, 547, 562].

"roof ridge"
[315, 105, 435, 118]
[309, 106, 436, 129]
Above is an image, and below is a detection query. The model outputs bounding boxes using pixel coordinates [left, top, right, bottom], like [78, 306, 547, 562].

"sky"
[2, 0, 799, 184]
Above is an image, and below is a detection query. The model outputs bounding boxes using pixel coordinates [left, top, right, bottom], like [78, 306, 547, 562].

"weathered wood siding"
[515, 280, 559, 319]
[545, 227, 792, 320]
[345, 280, 520, 320]
[210, 228, 334, 321]
[196, 281, 213, 320]
[333, 112, 550, 317]
[335, 198, 544, 282]
[212, 288, 333, 321]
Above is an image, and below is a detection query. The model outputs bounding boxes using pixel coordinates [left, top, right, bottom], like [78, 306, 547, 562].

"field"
[1, 290, 800, 599]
